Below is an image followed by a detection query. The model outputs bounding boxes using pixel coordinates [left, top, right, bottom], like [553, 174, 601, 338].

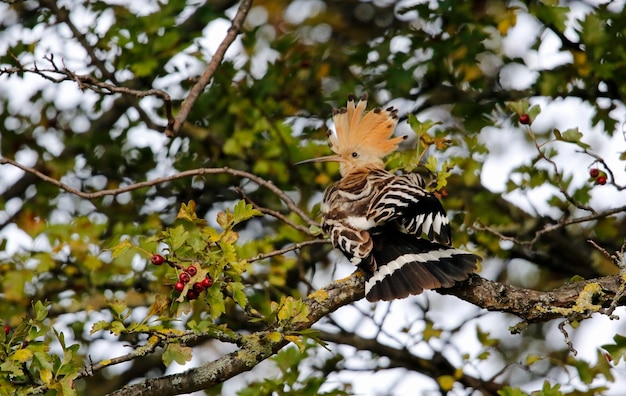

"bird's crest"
[328, 94, 405, 159]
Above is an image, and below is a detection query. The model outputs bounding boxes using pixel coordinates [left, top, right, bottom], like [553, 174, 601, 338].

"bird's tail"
[364, 229, 480, 302]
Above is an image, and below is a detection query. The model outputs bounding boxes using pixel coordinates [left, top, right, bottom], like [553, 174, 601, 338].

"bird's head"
[298, 94, 406, 176]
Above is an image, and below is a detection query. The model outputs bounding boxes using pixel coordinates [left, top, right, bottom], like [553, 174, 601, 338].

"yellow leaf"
[177, 201, 198, 221]
[145, 294, 169, 318]
[572, 50, 591, 77]
[497, 10, 517, 35]
[266, 332, 283, 343]
[40, 369, 53, 385]
[12, 348, 33, 363]
[285, 335, 306, 351]
[437, 375, 455, 391]
[526, 354, 541, 365]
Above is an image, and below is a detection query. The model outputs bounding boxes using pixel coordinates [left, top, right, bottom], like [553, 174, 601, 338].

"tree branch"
[440, 273, 626, 324]
[0, 158, 317, 227]
[167, 0, 252, 137]
[105, 267, 626, 395]
[107, 272, 364, 396]
[317, 330, 504, 394]
[0, 58, 175, 133]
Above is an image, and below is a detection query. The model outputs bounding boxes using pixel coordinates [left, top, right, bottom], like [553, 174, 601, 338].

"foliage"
[1, 0, 626, 395]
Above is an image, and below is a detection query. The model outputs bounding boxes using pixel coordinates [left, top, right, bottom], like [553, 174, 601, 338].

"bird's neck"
[340, 161, 385, 177]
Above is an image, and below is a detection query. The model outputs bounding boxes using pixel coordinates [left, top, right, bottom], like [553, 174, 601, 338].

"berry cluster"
[589, 168, 607, 185]
[150, 255, 214, 301]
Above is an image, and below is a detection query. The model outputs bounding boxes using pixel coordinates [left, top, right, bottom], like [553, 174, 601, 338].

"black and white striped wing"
[367, 173, 452, 245]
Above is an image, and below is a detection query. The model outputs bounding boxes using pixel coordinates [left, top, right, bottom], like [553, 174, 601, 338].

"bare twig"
[247, 239, 329, 263]
[474, 202, 626, 248]
[0, 59, 175, 132]
[167, 0, 253, 137]
[236, 186, 317, 236]
[39, 0, 117, 82]
[0, 157, 317, 227]
[527, 128, 596, 214]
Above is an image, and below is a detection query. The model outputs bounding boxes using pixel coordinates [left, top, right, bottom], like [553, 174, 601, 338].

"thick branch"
[106, 268, 626, 396]
[440, 273, 626, 323]
[107, 272, 364, 396]
[318, 330, 504, 394]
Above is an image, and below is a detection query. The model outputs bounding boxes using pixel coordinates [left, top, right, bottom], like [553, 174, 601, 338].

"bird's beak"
[295, 155, 343, 165]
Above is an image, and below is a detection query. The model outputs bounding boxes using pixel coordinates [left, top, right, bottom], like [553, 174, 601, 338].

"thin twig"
[236, 186, 316, 235]
[0, 157, 317, 227]
[474, 202, 626, 248]
[0, 59, 175, 132]
[527, 128, 596, 214]
[167, 0, 253, 137]
[247, 239, 329, 263]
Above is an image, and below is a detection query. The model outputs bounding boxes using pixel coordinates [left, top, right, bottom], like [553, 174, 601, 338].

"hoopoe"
[300, 94, 481, 302]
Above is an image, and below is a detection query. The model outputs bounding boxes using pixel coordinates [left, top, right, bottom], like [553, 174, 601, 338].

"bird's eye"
[351, 152, 359, 158]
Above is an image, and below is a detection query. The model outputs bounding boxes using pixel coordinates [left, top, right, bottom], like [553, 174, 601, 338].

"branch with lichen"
[106, 272, 364, 396]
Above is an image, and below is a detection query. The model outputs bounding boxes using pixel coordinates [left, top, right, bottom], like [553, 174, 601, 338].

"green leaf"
[232, 200, 263, 225]
[110, 300, 128, 318]
[206, 283, 226, 319]
[110, 239, 133, 259]
[528, 104, 541, 120]
[601, 334, 626, 364]
[33, 300, 49, 322]
[538, 380, 561, 396]
[497, 386, 528, 396]
[169, 224, 190, 250]
[476, 326, 499, 347]
[560, 127, 591, 149]
[229, 281, 248, 309]
[424, 155, 438, 173]
[109, 321, 126, 335]
[422, 321, 443, 341]
[90, 320, 110, 335]
[162, 343, 193, 366]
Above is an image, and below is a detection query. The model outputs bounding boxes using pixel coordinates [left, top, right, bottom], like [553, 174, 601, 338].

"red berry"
[202, 277, 213, 288]
[519, 114, 530, 125]
[150, 254, 165, 265]
[187, 290, 198, 300]
[597, 176, 607, 185]
[589, 168, 599, 178]
[185, 265, 197, 276]
[179, 272, 191, 283]
[4, 325, 9, 335]
[174, 281, 185, 293]
[193, 282, 204, 294]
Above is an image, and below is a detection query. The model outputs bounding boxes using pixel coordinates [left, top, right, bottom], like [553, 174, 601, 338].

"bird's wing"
[366, 173, 452, 244]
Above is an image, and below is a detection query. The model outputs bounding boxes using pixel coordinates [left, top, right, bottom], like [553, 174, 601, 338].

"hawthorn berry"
[192, 282, 204, 294]
[589, 168, 599, 178]
[597, 176, 607, 185]
[150, 254, 165, 265]
[174, 281, 185, 293]
[179, 272, 191, 284]
[519, 114, 530, 125]
[185, 265, 197, 276]
[202, 276, 214, 288]
[187, 290, 198, 300]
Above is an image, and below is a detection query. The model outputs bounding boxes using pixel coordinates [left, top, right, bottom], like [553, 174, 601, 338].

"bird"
[299, 93, 481, 302]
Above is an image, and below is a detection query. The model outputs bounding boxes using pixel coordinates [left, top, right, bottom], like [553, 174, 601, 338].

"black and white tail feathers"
[363, 227, 479, 302]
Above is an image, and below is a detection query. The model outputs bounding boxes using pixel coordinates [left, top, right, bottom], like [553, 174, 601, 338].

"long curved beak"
[295, 155, 343, 165]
